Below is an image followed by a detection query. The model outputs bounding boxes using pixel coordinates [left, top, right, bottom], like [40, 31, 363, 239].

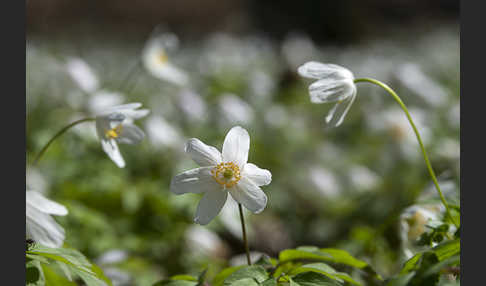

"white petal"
[107, 103, 142, 112]
[309, 78, 355, 103]
[298, 61, 354, 80]
[222, 126, 250, 168]
[325, 90, 357, 127]
[230, 177, 267, 214]
[26, 191, 68, 216]
[26, 206, 65, 248]
[116, 124, 145, 145]
[121, 109, 150, 120]
[185, 138, 222, 166]
[242, 163, 272, 186]
[170, 167, 220, 195]
[101, 139, 125, 168]
[194, 190, 228, 225]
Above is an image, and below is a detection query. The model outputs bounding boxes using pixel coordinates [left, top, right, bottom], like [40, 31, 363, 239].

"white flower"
[219, 94, 255, 126]
[66, 58, 99, 93]
[142, 36, 189, 86]
[26, 190, 68, 248]
[170, 126, 272, 225]
[145, 115, 184, 149]
[95, 103, 149, 168]
[298, 61, 357, 127]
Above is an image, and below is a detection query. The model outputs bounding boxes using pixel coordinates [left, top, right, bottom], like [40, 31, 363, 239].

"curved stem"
[32, 118, 95, 166]
[354, 77, 459, 228]
[238, 203, 251, 265]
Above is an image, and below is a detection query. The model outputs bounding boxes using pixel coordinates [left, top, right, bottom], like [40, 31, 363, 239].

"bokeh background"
[26, 1, 459, 285]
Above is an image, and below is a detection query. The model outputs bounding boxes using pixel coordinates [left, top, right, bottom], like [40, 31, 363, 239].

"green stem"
[354, 77, 459, 228]
[238, 203, 252, 265]
[32, 118, 95, 166]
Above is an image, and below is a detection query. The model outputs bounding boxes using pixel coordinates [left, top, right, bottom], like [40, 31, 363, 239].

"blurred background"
[26, 1, 459, 285]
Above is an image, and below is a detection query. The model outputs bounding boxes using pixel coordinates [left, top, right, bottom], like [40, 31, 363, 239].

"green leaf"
[290, 263, 361, 285]
[153, 280, 198, 286]
[26, 244, 112, 286]
[42, 265, 77, 286]
[433, 239, 460, 261]
[26, 259, 45, 286]
[384, 273, 415, 286]
[261, 277, 278, 286]
[290, 272, 342, 286]
[228, 278, 260, 286]
[212, 266, 245, 286]
[223, 265, 269, 285]
[171, 275, 198, 281]
[279, 247, 333, 264]
[400, 239, 460, 275]
[278, 247, 380, 280]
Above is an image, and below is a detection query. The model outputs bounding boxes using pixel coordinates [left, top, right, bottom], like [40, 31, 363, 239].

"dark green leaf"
[290, 272, 342, 286]
[223, 265, 268, 285]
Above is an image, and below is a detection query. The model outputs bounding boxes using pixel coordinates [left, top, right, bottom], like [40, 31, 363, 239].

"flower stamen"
[105, 124, 123, 139]
[211, 162, 241, 188]
[158, 51, 168, 64]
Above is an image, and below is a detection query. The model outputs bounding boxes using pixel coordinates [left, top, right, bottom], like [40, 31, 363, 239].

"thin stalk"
[238, 203, 251, 265]
[32, 118, 95, 166]
[354, 77, 459, 228]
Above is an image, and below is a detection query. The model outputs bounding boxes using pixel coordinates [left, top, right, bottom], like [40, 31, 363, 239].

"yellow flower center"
[105, 124, 123, 139]
[211, 162, 241, 188]
[157, 50, 168, 65]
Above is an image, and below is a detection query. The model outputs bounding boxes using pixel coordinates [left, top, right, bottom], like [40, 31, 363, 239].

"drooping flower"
[170, 126, 272, 225]
[26, 190, 68, 248]
[298, 61, 357, 127]
[95, 103, 149, 168]
[142, 35, 189, 86]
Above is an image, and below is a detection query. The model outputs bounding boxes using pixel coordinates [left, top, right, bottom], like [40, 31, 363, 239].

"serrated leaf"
[213, 266, 245, 286]
[261, 277, 277, 286]
[290, 272, 342, 286]
[223, 265, 268, 285]
[152, 280, 198, 286]
[27, 244, 112, 286]
[228, 278, 260, 286]
[290, 263, 361, 285]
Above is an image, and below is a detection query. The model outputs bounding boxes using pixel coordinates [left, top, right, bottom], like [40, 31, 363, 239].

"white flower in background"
[219, 94, 255, 125]
[170, 126, 271, 225]
[26, 190, 68, 248]
[230, 252, 265, 267]
[396, 63, 447, 108]
[399, 204, 444, 258]
[185, 225, 228, 259]
[348, 165, 380, 192]
[145, 115, 184, 149]
[88, 90, 124, 114]
[66, 57, 99, 93]
[308, 166, 341, 198]
[367, 107, 430, 159]
[96, 103, 149, 168]
[281, 33, 317, 70]
[177, 89, 207, 122]
[298, 61, 357, 127]
[142, 35, 189, 86]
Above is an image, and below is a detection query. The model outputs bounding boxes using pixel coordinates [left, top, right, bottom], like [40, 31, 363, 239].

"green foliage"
[26, 243, 112, 286]
[386, 238, 460, 285]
